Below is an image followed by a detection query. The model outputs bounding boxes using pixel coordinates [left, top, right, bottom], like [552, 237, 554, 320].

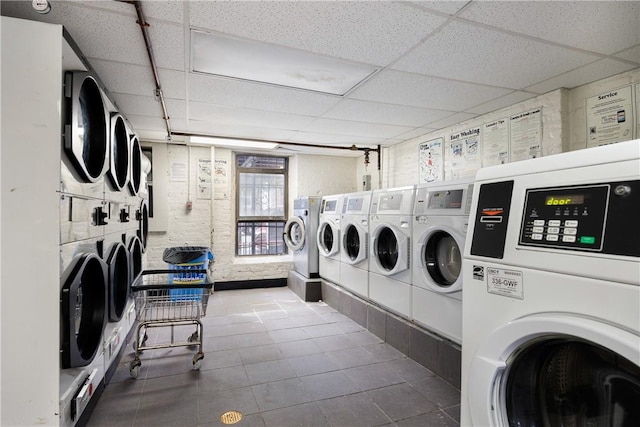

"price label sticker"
[487, 267, 523, 300]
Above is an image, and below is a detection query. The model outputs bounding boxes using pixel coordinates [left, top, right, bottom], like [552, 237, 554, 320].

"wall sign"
[446, 128, 482, 180]
[586, 85, 633, 147]
[510, 108, 542, 161]
[418, 137, 443, 183]
[483, 118, 510, 166]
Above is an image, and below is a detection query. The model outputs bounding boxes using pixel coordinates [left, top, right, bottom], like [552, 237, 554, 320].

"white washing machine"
[317, 194, 344, 285]
[284, 196, 321, 278]
[368, 186, 415, 318]
[411, 179, 474, 345]
[461, 140, 640, 426]
[339, 191, 373, 298]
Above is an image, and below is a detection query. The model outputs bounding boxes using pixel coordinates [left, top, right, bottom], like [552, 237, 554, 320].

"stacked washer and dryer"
[411, 179, 474, 345]
[53, 41, 148, 424]
[461, 140, 640, 426]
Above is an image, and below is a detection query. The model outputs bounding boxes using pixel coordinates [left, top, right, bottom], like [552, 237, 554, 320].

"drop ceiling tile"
[425, 112, 479, 132]
[350, 70, 512, 111]
[111, 94, 186, 120]
[303, 117, 412, 139]
[189, 102, 316, 130]
[186, 120, 297, 141]
[393, 20, 599, 89]
[144, 21, 185, 71]
[613, 45, 640, 64]
[127, 114, 184, 134]
[79, 0, 184, 24]
[406, 1, 470, 16]
[466, 91, 539, 115]
[459, 1, 640, 55]
[321, 99, 453, 127]
[285, 131, 387, 146]
[524, 59, 639, 94]
[390, 127, 440, 141]
[189, 1, 447, 65]
[89, 59, 186, 99]
[188, 73, 340, 116]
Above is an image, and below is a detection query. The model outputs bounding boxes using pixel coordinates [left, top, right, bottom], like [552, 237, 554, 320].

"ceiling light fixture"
[190, 136, 278, 150]
[191, 30, 377, 95]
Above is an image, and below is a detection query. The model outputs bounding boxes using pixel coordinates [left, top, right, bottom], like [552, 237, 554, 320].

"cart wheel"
[187, 332, 199, 343]
[192, 352, 204, 370]
[129, 359, 142, 379]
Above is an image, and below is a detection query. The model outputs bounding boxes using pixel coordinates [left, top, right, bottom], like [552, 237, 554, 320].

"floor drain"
[220, 410, 243, 425]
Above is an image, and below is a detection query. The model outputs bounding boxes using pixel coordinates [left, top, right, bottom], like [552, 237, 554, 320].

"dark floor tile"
[197, 387, 260, 424]
[302, 323, 343, 338]
[198, 366, 250, 395]
[325, 346, 379, 369]
[367, 383, 437, 421]
[385, 315, 411, 355]
[335, 319, 367, 333]
[234, 331, 275, 349]
[301, 370, 360, 400]
[261, 402, 330, 427]
[362, 343, 405, 363]
[410, 376, 461, 408]
[319, 310, 350, 323]
[228, 321, 267, 336]
[257, 310, 289, 320]
[286, 308, 319, 318]
[346, 330, 385, 346]
[394, 409, 459, 426]
[278, 339, 322, 358]
[144, 348, 204, 379]
[244, 359, 296, 385]
[408, 328, 440, 373]
[201, 314, 233, 327]
[198, 412, 266, 427]
[344, 362, 405, 391]
[313, 334, 357, 351]
[385, 357, 434, 382]
[316, 392, 391, 427]
[262, 317, 297, 331]
[239, 344, 283, 365]
[88, 406, 137, 427]
[134, 394, 199, 426]
[141, 373, 199, 405]
[251, 302, 281, 313]
[251, 378, 311, 411]
[268, 328, 309, 343]
[444, 404, 461, 423]
[288, 353, 340, 377]
[292, 314, 328, 327]
[202, 335, 237, 353]
[199, 349, 243, 371]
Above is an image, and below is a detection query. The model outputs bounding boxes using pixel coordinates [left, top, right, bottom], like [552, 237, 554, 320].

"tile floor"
[88, 287, 460, 427]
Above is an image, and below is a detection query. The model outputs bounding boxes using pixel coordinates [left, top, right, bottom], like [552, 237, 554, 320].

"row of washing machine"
[316, 179, 474, 346]
[58, 70, 150, 425]
[314, 140, 640, 426]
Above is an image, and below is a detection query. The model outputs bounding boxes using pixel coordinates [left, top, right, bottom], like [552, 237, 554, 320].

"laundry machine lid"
[284, 216, 305, 251]
[467, 314, 640, 426]
[342, 222, 367, 264]
[421, 227, 464, 292]
[371, 224, 409, 275]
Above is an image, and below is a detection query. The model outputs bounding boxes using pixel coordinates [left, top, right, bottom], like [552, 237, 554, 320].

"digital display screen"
[544, 194, 585, 206]
[428, 189, 463, 209]
[347, 198, 364, 211]
[324, 200, 337, 212]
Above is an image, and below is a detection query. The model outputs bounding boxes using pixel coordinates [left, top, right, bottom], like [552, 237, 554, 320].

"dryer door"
[420, 226, 464, 292]
[129, 134, 143, 196]
[107, 113, 131, 191]
[128, 235, 143, 284]
[137, 200, 149, 252]
[467, 314, 640, 426]
[64, 72, 109, 182]
[342, 222, 367, 265]
[284, 216, 305, 252]
[61, 253, 108, 368]
[371, 224, 409, 276]
[106, 242, 130, 322]
[317, 220, 339, 257]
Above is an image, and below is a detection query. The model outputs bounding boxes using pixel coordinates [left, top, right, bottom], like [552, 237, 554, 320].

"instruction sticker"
[487, 267, 523, 300]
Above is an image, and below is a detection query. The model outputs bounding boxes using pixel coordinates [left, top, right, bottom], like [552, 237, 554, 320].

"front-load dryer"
[339, 191, 372, 298]
[317, 194, 344, 285]
[284, 196, 321, 278]
[411, 179, 474, 345]
[128, 134, 144, 198]
[368, 186, 415, 319]
[106, 113, 131, 200]
[61, 71, 109, 199]
[461, 140, 640, 426]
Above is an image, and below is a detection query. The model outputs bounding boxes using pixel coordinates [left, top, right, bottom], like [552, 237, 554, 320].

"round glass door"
[108, 114, 130, 191]
[344, 224, 361, 261]
[376, 227, 398, 271]
[505, 339, 640, 425]
[424, 231, 461, 287]
[318, 222, 336, 255]
[107, 242, 130, 322]
[284, 217, 305, 251]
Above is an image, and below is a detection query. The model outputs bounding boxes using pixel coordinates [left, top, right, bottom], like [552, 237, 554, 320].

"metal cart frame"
[128, 269, 214, 378]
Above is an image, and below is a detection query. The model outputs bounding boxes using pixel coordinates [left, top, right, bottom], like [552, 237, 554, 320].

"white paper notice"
[483, 118, 509, 166]
[586, 85, 633, 147]
[446, 128, 482, 180]
[418, 138, 443, 183]
[197, 159, 211, 199]
[170, 161, 187, 181]
[510, 108, 542, 161]
[213, 159, 229, 200]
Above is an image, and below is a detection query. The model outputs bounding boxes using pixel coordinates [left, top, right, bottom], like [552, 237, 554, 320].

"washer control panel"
[520, 181, 639, 257]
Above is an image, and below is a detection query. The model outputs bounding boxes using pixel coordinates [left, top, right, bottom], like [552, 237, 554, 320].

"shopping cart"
[128, 269, 214, 379]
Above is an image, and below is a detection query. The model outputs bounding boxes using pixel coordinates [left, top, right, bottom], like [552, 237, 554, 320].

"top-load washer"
[317, 194, 344, 285]
[461, 140, 640, 426]
[284, 196, 321, 279]
[368, 186, 415, 319]
[339, 191, 372, 298]
[411, 179, 474, 345]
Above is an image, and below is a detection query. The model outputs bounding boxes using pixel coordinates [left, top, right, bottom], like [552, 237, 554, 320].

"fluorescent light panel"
[190, 136, 279, 150]
[191, 30, 377, 95]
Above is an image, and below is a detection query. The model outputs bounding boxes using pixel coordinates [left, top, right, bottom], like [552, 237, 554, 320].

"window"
[236, 154, 287, 255]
